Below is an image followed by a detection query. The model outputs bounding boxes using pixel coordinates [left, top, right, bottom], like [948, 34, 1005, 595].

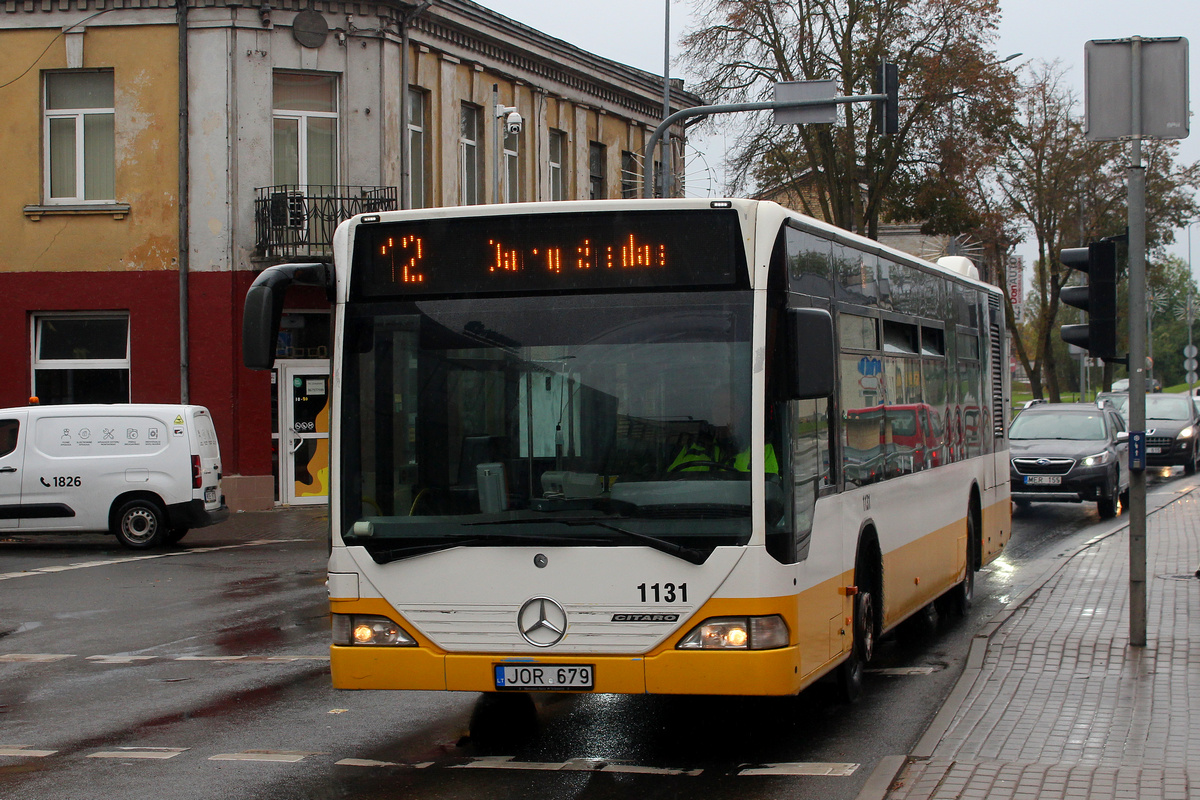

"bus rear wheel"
[838, 590, 875, 703]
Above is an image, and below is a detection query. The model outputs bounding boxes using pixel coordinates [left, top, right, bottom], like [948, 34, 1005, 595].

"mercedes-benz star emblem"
[517, 596, 567, 647]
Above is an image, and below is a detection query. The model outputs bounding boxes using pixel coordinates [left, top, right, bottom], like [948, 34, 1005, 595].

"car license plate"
[205, 487, 217, 503]
[494, 664, 593, 690]
[1147, 447, 1163, 454]
[1025, 475, 1062, 485]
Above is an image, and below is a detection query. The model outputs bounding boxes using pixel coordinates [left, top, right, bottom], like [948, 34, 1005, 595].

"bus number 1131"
[638, 583, 687, 603]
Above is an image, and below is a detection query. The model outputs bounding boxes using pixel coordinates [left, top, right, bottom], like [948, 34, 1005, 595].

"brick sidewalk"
[885, 488, 1200, 800]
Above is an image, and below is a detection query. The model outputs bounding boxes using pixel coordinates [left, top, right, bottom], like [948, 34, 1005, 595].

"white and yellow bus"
[244, 198, 1010, 701]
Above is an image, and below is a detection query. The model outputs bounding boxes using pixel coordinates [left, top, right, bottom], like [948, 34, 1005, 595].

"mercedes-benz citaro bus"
[243, 198, 1010, 708]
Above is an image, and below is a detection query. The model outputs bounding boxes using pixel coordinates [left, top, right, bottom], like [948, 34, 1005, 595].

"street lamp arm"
[642, 93, 886, 198]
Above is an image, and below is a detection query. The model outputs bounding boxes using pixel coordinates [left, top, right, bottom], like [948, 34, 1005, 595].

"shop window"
[32, 314, 130, 404]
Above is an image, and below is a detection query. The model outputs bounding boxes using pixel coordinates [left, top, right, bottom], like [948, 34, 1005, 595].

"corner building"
[0, 0, 700, 510]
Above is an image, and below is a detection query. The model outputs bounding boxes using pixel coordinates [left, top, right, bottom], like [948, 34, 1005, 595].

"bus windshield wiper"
[561, 518, 709, 565]
[469, 516, 707, 565]
[363, 531, 582, 563]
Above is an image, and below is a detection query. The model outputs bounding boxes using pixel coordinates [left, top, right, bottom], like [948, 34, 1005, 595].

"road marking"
[88, 747, 187, 759]
[867, 666, 940, 675]
[5, 652, 330, 664]
[0, 653, 74, 663]
[336, 758, 435, 768]
[453, 756, 702, 775]
[738, 762, 859, 776]
[210, 750, 325, 763]
[0, 745, 58, 758]
[0, 539, 308, 582]
[87, 655, 156, 664]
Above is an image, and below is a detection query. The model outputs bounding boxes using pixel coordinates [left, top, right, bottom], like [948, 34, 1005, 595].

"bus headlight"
[676, 615, 789, 650]
[332, 614, 417, 646]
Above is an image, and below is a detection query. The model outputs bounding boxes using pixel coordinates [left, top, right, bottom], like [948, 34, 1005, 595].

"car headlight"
[332, 614, 417, 646]
[1178, 426, 1194, 439]
[676, 615, 789, 650]
[1081, 451, 1112, 467]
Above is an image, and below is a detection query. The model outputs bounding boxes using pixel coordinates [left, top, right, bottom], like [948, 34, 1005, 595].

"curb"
[855, 481, 1197, 800]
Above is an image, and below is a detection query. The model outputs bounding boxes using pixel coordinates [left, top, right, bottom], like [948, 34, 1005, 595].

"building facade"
[0, 0, 700, 510]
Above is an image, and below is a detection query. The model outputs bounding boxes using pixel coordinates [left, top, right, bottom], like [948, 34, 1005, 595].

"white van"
[0, 404, 229, 549]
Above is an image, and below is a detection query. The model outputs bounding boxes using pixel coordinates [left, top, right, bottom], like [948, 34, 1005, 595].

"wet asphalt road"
[1, 470, 1193, 800]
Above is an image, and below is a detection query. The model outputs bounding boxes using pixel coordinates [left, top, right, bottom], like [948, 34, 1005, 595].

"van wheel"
[113, 500, 166, 549]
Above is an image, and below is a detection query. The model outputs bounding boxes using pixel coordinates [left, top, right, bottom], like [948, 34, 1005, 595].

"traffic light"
[875, 62, 899, 135]
[1060, 239, 1118, 360]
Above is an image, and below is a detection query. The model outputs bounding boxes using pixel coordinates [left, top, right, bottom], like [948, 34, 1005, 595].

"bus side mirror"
[786, 307, 835, 400]
[242, 262, 332, 370]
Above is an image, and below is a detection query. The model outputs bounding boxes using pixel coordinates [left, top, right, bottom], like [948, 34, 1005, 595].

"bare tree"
[681, 0, 1014, 238]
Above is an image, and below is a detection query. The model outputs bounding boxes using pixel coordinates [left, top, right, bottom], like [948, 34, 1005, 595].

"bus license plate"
[494, 664, 594, 690]
[1025, 476, 1062, 485]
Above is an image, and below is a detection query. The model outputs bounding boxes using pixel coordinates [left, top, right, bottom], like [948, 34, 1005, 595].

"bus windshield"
[341, 291, 758, 562]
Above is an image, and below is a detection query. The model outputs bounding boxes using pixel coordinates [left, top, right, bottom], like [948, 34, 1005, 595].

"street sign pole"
[1127, 38, 1148, 648]
[1087, 35, 1189, 648]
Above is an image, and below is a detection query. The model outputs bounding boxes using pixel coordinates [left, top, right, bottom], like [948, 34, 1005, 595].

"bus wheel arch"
[838, 526, 882, 702]
[941, 486, 981, 617]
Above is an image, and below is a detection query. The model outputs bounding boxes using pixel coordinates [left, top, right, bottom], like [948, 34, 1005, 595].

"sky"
[480, 0, 1198, 273]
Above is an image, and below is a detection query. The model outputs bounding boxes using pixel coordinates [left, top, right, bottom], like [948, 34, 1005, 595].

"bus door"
[276, 360, 331, 505]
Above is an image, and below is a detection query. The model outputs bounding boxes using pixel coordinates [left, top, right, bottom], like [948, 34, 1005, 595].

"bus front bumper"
[329, 644, 804, 696]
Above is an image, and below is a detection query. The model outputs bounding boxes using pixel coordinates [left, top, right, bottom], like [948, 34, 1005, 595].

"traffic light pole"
[1127, 41, 1147, 648]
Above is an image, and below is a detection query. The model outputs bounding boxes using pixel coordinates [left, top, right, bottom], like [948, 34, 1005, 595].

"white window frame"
[272, 73, 339, 188]
[43, 71, 115, 204]
[503, 129, 520, 203]
[459, 103, 481, 205]
[407, 87, 428, 208]
[548, 129, 565, 202]
[31, 313, 131, 403]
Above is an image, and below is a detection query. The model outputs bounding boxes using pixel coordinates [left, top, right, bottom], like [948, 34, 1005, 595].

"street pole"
[661, 0, 671, 198]
[1127, 37, 1147, 649]
[642, 92, 886, 198]
[1189, 223, 1196, 396]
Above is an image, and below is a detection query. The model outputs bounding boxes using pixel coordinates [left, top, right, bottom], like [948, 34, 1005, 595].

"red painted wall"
[0, 270, 329, 480]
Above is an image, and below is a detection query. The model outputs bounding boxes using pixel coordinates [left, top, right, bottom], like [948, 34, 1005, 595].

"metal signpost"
[1084, 36, 1189, 647]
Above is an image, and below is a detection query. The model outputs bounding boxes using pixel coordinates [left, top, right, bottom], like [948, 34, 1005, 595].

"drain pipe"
[177, 0, 190, 402]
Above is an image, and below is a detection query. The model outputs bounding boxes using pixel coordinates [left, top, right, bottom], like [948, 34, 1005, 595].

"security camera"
[505, 110, 523, 135]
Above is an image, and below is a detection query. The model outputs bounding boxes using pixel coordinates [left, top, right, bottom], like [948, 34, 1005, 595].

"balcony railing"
[255, 185, 398, 260]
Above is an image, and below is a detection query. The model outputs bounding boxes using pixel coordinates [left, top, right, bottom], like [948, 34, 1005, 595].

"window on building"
[503, 127, 521, 203]
[460, 104, 482, 205]
[548, 129, 565, 201]
[407, 88, 428, 208]
[44, 71, 115, 203]
[32, 314, 130, 405]
[589, 142, 606, 200]
[620, 151, 639, 198]
[272, 72, 338, 188]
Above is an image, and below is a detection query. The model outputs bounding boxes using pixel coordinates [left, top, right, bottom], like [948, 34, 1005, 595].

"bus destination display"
[352, 209, 744, 297]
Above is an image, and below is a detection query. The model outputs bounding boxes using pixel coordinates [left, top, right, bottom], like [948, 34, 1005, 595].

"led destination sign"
[352, 209, 745, 298]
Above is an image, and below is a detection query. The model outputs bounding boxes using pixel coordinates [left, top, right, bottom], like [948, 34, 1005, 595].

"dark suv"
[1009, 403, 1129, 518]
[1113, 394, 1200, 474]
